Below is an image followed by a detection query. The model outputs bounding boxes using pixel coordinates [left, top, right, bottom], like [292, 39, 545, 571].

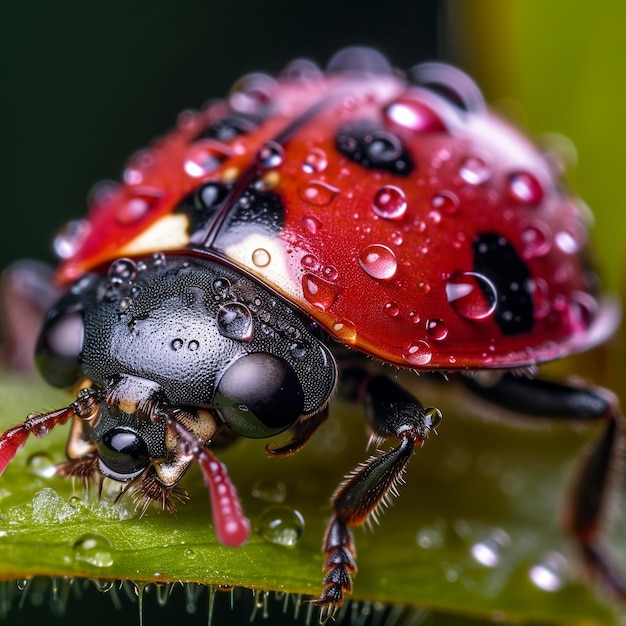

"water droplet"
[251, 248, 271, 267]
[521, 223, 551, 258]
[118, 296, 132, 313]
[53, 220, 91, 259]
[332, 320, 358, 344]
[251, 479, 287, 503]
[300, 254, 320, 271]
[256, 505, 304, 547]
[217, 303, 254, 341]
[366, 132, 403, 164]
[289, 340, 308, 359]
[431, 191, 459, 215]
[446, 271, 497, 320]
[322, 265, 338, 281]
[390, 230, 403, 246]
[302, 214, 322, 234]
[188, 339, 200, 351]
[31, 487, 77, 523]
[302, 148, 328, 174]
[507, 171, 543, 205]
[470, 529, 510, 568]
[16, 578, 31, 591]
[372, 185, 407, 220]
[184, 142, 225, 177]
[529, 552, 570, 592]
[403, 340, 432, 366]
[425, 407, 443, 429]
[27, 452, 56, 478]
[302, 274, 337, 311]
[383, 301, 400, 317]
[72, 533, 114, 568]
[257, 141, 284, 169]
[152, 252, 166, 266]
[87, 179, 120, 208]
[122, 149, 153, 185]
[108, 258, 137, 283]
[416, 523, 445, 549]
[358, 244, 398, 280]
[444, 564, 462, 582]
[555, 230, 581, 254]
[212, 277, 232, 299]
[426, 319, 448, 341]
[171, 338, 184, 351]
[116, 191, 162, 225]
[459, 156, 490, 185]
[92, 578, 116, 593]
[384, 98, 446, 132]
[298, 181, 339, 206]
[566, 291, 598, 333]
[69, 496, 82, 508]
[526, 277, 550, 320]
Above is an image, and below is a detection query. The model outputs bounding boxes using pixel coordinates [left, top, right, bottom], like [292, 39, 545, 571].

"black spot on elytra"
[336, 120, 414, 176]
[174, 182, 286, 242]
[174, 181, 232, 237]
[227, 187, 286, 233]
[473, 233, 534, 335]
[196, 112, 264, 143]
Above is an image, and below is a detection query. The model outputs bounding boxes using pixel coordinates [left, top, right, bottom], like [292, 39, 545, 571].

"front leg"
[462, 372, 626, 598]
[315, 372, 442, 615]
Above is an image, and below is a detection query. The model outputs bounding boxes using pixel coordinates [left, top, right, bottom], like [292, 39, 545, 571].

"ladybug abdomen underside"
[57, 69, 616, 369]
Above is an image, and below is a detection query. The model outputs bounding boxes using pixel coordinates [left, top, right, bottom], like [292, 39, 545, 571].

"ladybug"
[0, 47, 624, 613]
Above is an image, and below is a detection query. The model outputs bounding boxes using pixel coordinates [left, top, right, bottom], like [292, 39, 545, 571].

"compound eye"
[214, 353, 304, 438]
[35, 303, 84, 388]
[97, 427, 150, 480]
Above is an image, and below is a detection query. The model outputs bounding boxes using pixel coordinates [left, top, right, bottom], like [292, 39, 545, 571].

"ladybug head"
[35, 254, 337, 442]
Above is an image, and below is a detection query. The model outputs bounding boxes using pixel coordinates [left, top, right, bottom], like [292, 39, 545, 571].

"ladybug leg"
[0, 387, 101, 474]
[462, 373, 626, 598]
[315, 372, 441, 614]
[0, 260, 59, 372]
[157, 409, 251, 548]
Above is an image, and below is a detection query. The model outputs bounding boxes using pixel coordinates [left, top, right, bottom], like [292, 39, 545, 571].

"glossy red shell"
[54, 61, 619, 370]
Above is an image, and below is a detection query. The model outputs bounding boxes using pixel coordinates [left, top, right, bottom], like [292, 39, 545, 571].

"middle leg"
[315, 370, 442, 613]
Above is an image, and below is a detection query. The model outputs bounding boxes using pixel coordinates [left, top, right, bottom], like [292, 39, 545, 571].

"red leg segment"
[0, 406, 76, 474]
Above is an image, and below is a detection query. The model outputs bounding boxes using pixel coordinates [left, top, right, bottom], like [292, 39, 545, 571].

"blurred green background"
[2, 1, 625, 625]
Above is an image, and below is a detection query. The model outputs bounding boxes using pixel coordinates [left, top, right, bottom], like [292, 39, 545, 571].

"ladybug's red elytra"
[0, 47, 624, 613]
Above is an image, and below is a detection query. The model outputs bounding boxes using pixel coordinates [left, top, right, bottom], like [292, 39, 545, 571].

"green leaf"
[0, 369, 624, 625]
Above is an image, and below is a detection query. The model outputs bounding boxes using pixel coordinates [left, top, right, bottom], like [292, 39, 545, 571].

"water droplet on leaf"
[251, 479, 287, 504]
[529, 552, 570, 592]
[73, 533, 114, 568]
[256, 505, 304, 547]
